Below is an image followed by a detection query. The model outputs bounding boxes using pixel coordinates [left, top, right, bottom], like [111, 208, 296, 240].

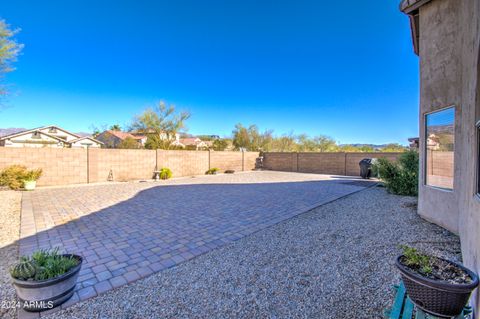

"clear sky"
[0, 0, 419, 145]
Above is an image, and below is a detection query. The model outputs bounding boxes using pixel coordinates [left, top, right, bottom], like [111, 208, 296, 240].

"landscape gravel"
[46, 186, 461, 319]
[0, 191, 21, 319]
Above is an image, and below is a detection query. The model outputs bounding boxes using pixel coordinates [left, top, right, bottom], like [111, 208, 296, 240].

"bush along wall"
[372, 150, 419, 196]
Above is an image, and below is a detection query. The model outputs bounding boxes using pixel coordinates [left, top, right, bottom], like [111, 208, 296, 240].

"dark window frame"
[477, 120, 480, 196]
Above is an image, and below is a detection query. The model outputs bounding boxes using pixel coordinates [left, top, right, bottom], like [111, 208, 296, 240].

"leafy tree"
[118, 137, 141, 149]
[232, 123, 274, 151]
[382, 143, 407, 152]
[0, 19, 23, 98]
[270, 133, 297, 152]
[212, 138, 229, 151]
[313, 135, 337, 152]
[296, 134, 316, 152]
[232, 123, 251, 150]
[109, 124, 121, 131]
[130, 101, 190, 149]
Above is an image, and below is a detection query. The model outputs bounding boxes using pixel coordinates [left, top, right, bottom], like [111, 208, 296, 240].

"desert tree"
[130, 101, 190, 149]
[0, 19, 23, 104]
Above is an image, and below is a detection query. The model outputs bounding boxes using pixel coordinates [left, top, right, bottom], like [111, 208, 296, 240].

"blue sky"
[1, 0, 419, 144]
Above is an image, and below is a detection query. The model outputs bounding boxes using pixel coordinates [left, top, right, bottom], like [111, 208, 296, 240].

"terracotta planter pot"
[23, 180, 37, 191]
[12, 254, 82, 312]
[396, 255, 479, 318]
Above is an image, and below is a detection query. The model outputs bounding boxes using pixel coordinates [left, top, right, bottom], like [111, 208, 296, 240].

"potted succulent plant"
[10, 248, 82, 312]
[159, 167, 172, 180]
[23, 169, 42, 191]
[396, 245, 479, 317]
[205, 168, 219, 175]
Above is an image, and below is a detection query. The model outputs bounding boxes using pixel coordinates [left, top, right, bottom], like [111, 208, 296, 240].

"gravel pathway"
[0, 191, 21, 319]
[47, 187, 460, 318]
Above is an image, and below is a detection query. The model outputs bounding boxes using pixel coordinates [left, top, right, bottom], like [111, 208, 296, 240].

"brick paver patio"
[17, 171, 374, 314]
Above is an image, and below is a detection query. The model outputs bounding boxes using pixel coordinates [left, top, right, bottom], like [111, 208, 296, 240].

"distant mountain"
[75, 132, 92, 137]
[0, 128, 27, 137]
[340, 143, 400, 148]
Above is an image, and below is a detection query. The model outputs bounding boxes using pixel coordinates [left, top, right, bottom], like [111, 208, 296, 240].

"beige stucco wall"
[417, 0, 461, 234]
[417, 0, 480, 313]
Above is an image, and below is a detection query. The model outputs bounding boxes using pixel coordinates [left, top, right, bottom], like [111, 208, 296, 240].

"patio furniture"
[385, 282, 473, 319]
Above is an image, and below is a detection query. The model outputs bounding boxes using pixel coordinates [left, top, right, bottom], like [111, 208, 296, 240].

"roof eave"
[400, 0, 433, 14]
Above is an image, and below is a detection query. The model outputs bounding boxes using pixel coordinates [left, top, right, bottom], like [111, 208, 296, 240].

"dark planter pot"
[396, 255, 479, 318]
[12, 254, 82, 312]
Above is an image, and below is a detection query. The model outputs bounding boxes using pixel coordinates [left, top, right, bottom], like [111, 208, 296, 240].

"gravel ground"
[46, 187, 460, 319]
[0, 191, 21, 319]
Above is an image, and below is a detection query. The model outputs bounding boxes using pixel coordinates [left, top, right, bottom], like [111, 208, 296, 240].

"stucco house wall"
[417, 0, 461, 234]
[405, 0, 480, 313]
[2, 131, 67, 148]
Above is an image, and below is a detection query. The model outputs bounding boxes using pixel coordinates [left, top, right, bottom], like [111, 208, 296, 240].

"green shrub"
[372, 150, 419, 196]
[0, 165, 28, 190]
[10, 248, 79, 281]
[205, 168, 219, 175]
[24, 169, 43, 181]
[159, 167, 172, 180]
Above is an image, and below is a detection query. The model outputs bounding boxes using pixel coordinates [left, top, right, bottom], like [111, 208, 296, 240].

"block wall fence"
[0, 148, 260, 186]
[262, 152, 402, 176]
[0, 148, 402, 187]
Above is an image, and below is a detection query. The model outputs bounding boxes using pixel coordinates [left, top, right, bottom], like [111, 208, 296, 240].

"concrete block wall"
[426, 150, 454, 178]
[210, 151, 243, 172]
[297, 153, 346, 175]
[157, 150, 210, 177]
[88, 148, 156, 182]
[0, 148, 88, 186]
[263, 152, 402, 177]
[262, 152, 298, 172]
[243, 151, 259, 171]
[0, 148, 260, 186]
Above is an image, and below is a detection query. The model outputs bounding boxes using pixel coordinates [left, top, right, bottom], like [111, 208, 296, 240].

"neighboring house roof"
[105, 130, 144, 141]
[70, 136, 104, 145]
[180, 137, 202, 145]
[0, 125, 80, 141]
[400, 0, 433, 13]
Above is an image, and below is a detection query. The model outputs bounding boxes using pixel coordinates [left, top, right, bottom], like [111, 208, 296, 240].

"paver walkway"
[17, 171, 375, 315]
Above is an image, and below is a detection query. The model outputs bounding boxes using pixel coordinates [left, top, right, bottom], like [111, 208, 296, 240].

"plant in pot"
[396, 245, 479, 317]
[205, 168, 219, 175]
[159, 167, 172, 180]
[10, 248, 82, 312]
[23, 169, 42, 191]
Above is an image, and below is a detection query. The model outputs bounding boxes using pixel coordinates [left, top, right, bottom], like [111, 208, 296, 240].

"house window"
[48, 127, 57, 133]
[31, 131, 41, 139]
[425, 107, 455, 190]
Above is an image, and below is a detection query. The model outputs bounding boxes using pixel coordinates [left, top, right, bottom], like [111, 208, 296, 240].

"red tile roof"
[106, 130, 145, 140]
[179, 138, 201, 146]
